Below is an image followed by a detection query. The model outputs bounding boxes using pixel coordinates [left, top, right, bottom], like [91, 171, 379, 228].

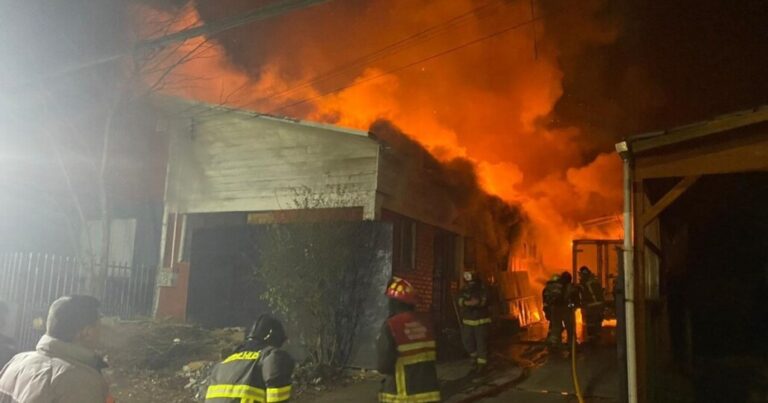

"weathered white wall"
[164, 105, 380, 217]
[376, 146, 464, 234]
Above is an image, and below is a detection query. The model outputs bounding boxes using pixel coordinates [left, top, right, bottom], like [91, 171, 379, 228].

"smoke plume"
[138, 0, 626, 272]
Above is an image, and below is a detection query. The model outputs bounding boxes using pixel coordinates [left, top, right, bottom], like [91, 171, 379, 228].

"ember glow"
[136, 0, 623, 275]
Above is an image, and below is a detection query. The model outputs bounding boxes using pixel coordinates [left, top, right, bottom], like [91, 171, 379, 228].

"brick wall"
[404, 222, 435, 312]
[382, 209, 437, 313]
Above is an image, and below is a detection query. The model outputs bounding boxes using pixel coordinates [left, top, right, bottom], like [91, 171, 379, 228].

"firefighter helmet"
[549, 274, 560, 282]
[463, 271, 477, 282]
[560, 271, 572, 284]
[247, 314, 287, 347]
[579, 266, 592, 276]
[385, 277, 419, 306]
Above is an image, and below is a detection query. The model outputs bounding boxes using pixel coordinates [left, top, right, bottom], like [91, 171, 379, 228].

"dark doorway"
[187, 226, 269, 328]
[432, 230, 461, 360]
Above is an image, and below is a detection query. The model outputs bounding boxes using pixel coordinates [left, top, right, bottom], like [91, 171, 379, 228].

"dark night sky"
[542, 0, 768, 152]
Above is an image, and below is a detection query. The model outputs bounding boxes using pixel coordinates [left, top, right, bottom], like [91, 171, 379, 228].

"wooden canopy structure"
[617, 105, 768, 403]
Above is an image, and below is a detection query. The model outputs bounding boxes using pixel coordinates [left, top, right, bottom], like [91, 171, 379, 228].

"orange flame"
[134, 2, 623, 278]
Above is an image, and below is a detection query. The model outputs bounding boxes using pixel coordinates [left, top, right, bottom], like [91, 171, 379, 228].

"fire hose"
[570, 307, 585, 403]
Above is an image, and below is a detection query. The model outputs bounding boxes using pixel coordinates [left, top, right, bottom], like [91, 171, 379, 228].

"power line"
[235, 0, 505, 107]
[138, 0, 331, 51]
[10, 0, 332, 89]
[267, 12, 549, 115]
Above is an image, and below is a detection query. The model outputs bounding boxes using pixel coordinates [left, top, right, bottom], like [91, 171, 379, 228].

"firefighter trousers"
[583, 305, 604, 342]
[547, 307, 574, 346]
[461, 324, 489, 365]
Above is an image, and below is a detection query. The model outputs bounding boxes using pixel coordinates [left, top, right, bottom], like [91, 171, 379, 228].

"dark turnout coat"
[205, 340, 295, 403]
[458, 281, 491, 326]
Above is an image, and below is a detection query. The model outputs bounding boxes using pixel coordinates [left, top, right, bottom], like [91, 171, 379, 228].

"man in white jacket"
[0, 295, 111, 403]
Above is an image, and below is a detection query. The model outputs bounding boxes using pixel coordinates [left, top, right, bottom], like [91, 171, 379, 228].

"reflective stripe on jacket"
[205, 343, 294, 403]
[377, 311, 441, 402]
[458, 281, 491, 326]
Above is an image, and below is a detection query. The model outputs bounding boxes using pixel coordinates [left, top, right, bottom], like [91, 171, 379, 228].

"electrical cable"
[234, 0, 506, 108]
[267, 12, 548, 114]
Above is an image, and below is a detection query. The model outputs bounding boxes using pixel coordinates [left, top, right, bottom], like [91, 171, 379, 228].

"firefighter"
[542, 274, 562, 322]
[458, 271, 491, 371]
[205, 314, 295, 403]
[578, 266, 605, 344]
[377, 276, 441, 403]
[543, 274, 565, 346]
[547, 272, 576, 347]
[562, 271, 579, 345]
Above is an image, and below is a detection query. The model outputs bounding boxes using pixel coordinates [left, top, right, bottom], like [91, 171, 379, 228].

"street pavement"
[473, 342, 620, 402]
[297, 323, 621, 402]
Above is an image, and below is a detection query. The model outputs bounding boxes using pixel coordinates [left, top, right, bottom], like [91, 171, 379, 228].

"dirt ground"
[99, 320, 377, 402]
[100, 320, 243, 403]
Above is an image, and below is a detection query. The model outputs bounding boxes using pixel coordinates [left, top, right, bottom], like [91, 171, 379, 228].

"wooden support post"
[640, 176, 700, 228]
[632, 179, 648, 403]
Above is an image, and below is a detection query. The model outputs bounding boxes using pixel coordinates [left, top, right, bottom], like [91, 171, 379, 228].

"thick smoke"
[130, 0, 768, 270]
[370, 119, 524, 269]
[140, 0, 625, 270]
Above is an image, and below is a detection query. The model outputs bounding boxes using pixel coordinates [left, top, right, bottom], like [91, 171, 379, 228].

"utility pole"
[15, 0, 331, 87]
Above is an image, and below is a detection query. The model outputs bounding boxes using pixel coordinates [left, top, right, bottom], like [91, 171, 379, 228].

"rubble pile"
[102, 320, 377, 402]
[291, 363, 379, 399]
[102, 321, 243, 403]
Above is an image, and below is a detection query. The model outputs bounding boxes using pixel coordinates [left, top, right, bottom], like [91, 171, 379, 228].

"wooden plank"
[175, 177, 376, 198]
[203, 168, 378, 184]
[639, 176, 700, 227]
[636, 133, 768, 179]
[177, 190, 376, 214]
[201, 158, 378, 179]
[197, 133, 374, 151]
[631, 106, 768, 153]
[195, 117, 371, 144]
[195, 179, 377, 199]
[632, 179, 649, 403]
[204, 145, 377, 162]
[203, 154, 378, 172]
[167, 109, 383, 214]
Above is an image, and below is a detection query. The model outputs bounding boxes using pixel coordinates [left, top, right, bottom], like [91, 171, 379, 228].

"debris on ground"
[101, 320, 243, 403]
[101, 320, 376, 402]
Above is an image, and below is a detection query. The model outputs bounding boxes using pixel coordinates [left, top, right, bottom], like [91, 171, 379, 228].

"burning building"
[152, 95, 533, 365]
[136, 0, 625, 280]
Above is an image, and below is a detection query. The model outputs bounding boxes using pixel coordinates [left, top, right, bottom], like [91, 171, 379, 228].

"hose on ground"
[571, 309, 585, 403]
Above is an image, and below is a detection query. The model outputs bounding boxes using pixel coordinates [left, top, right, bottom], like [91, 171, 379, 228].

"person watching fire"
[0, 295, 113, 403]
